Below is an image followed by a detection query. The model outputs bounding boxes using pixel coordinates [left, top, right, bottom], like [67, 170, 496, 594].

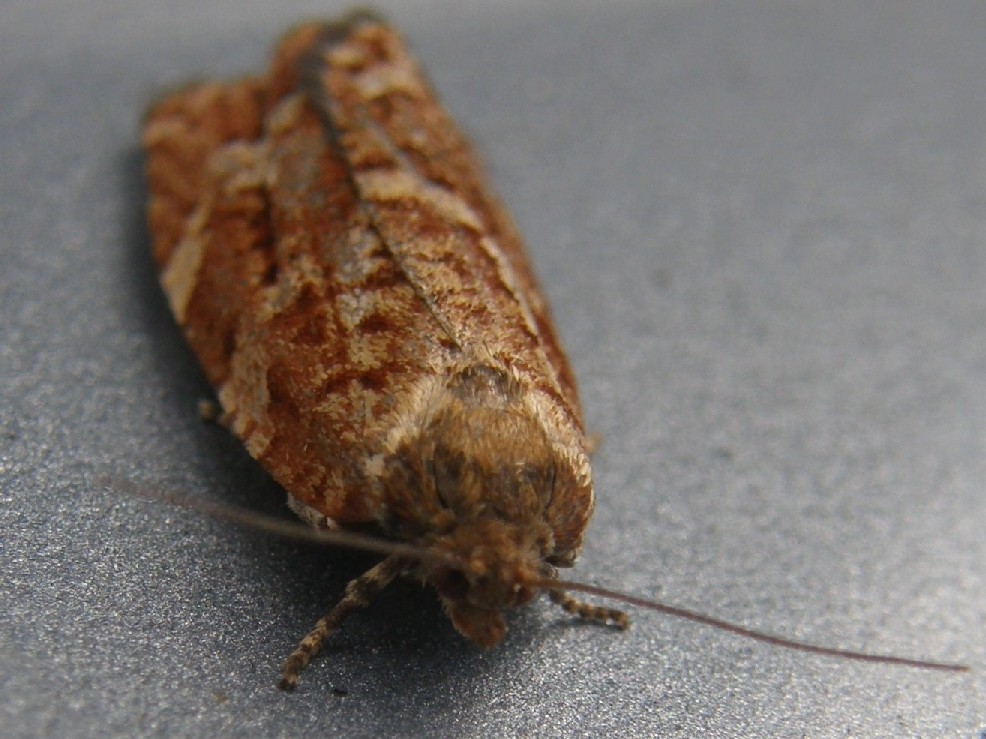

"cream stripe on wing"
[355, 169, 485, 232]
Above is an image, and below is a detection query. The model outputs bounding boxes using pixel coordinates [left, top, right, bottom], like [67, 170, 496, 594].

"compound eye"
[432, 566, 470, 601]
[432, 451, 463, 510]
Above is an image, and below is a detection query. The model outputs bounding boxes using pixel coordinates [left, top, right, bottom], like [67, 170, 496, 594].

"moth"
[143, 10, 623, 690]
[141, 11, 966, 690]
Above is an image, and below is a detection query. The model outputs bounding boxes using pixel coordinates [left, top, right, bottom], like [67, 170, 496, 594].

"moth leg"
[548, 589, 630, 630]
[279, 554, 405, 691]
[196, 398, 225, 424]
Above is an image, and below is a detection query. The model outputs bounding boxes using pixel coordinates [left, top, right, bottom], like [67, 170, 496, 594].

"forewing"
[305, 15, 585, 425]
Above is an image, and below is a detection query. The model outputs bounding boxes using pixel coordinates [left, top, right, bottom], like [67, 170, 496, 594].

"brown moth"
[142, 11, 967, 690]
[142, 10, 625, 690]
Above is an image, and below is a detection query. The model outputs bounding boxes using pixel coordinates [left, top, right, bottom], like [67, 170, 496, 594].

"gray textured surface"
[2, 1, 985, 736]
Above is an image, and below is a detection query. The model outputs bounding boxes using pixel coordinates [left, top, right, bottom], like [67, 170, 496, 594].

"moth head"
[426, 518, 549, 648]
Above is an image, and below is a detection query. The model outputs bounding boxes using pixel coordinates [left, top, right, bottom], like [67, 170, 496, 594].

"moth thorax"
[426, 363, 558, 525]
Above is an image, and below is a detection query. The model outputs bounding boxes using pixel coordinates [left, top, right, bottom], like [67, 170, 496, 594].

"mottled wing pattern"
[144, 26, 434, 522]
[305, 15, 584, 425]
[143, 16, 586, 526]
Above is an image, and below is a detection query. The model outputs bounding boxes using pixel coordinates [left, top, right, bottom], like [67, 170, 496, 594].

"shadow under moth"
[140, 10, 967, 690]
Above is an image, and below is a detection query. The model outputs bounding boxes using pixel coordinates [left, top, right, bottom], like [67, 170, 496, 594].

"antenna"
[547, 577, 969, 672]
[103, 477, 970, 674]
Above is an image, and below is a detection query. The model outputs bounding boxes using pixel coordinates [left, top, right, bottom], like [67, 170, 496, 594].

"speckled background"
[2, 1, 985, 736]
